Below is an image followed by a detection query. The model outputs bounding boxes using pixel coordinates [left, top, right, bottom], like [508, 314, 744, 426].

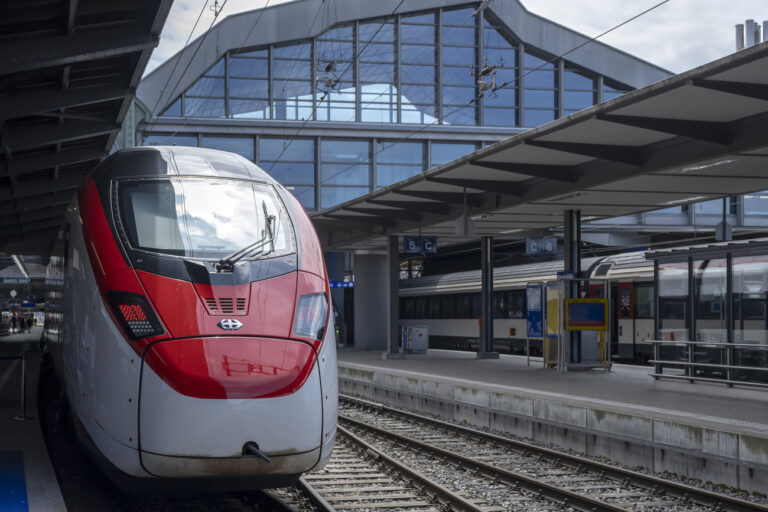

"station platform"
[337, 349, 768, 494]
[1, 327, 66, 512]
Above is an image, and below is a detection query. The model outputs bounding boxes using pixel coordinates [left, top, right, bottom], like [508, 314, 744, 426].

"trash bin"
[405, 325, 429, 353]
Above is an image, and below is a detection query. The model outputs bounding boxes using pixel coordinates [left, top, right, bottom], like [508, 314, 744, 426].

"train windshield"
[117, 178, 294, 260]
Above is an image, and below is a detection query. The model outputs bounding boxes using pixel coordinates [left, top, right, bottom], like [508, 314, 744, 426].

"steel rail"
[333, 425, 485, 512]
[295, 476, 337, 512]
[341, 394, 768, 512]
[340, 415, 625, 512]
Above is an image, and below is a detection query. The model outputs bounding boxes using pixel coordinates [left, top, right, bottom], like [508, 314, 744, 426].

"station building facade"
[134, 0, 768, 258]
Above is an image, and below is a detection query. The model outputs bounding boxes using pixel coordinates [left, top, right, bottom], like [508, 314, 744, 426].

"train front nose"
[135, 270, 328, 478]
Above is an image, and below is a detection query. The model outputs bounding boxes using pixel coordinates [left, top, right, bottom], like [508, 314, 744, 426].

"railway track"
[336, 394, 768, 512]
[270, 426, 508, 511]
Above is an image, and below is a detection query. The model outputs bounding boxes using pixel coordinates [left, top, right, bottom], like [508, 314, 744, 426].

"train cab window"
[634, 283, 654, 319]
[118, 177, 295, 260]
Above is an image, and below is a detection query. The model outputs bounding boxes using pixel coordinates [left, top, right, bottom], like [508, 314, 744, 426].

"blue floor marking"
[0, 450, 28, 512]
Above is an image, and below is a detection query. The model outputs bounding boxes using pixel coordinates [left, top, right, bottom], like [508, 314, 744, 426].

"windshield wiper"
[215, 201, 276, 273]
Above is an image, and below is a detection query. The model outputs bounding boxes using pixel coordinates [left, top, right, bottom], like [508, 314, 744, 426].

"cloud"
[145, 0, 767, 76]
[521, 0, 766, 73]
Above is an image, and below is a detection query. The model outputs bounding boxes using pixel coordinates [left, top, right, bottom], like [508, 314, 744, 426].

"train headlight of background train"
[106, 290, 165, 340]
[293, 293, 328, 340]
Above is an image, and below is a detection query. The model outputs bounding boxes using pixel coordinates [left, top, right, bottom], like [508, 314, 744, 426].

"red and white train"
[43, 146, 337, 489]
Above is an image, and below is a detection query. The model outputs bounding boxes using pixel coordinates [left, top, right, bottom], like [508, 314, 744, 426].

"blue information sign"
[404, 236, 437, 254]
[526, 284, 543, 338]
[330, 281, 354, 288]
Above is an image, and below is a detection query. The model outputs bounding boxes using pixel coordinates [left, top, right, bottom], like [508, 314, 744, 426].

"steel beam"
[369, 199, 450, 215]
[0, 218, 63, 239]
[691, 79, 768, 102]
[0, 175, 83, 201]
[0, 191, 74, 216]
[396, 190, 484, 206]
[325, 214, 396, 227]
[526, 140, 644, 166]
[597, 114, 730, 145]
[6, 121, 120, 152]
[0, 86, 134, 121]
[0, 147, 107, 178]
[426, 177, 524, 196]
[0, 206, 66, 228]
[344, 207, 421, 222]
[469, 160, 576, 182]
[0, 30, 157, 75]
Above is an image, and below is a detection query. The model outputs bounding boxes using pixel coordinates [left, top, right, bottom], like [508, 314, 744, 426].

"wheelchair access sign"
[404, 236, 437, 254]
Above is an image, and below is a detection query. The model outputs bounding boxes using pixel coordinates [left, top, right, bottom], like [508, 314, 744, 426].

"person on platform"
[10, 314, 17, 334]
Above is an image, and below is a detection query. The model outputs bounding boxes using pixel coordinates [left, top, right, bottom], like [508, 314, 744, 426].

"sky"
[145, 0, 767, 76]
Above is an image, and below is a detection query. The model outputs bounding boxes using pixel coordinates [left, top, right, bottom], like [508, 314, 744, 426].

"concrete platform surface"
[1, 330, 66, 512]
[338, 349, 768, 492]
[339, 349, 768, 431]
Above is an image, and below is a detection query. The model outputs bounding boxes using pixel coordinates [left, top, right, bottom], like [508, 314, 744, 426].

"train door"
[610, 283, 619, 356]
[617, 282, 634, 360]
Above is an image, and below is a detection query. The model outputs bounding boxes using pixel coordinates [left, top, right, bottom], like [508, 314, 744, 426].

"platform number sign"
[404, 236, 437, 254]
[525, 237, 557, 255]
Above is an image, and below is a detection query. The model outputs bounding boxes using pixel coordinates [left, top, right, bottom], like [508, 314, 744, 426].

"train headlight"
[106, 291, 165, 340]
[293, 293, 328, 341]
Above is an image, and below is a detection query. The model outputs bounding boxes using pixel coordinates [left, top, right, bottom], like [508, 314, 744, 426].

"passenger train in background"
[400, 248, 768, 363]
[42, 146, 337, 490]
[400, 252, 658, 363]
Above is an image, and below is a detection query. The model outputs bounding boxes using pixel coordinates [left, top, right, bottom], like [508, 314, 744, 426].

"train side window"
[414, 297, 426, 318]
[457, 294, 473, 318]
[635, 283, 654, 319]
[441, 294, 456, 319]
[493, 291, 506, 319]
[659, 299, 685, 319]
[428, 296, 441, 319]
[401, 298, 415, 319]
[507, 290, 526, 318]
[471, 293, 481, 318]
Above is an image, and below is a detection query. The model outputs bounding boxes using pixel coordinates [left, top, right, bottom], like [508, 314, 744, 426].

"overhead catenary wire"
[265, 0, 408, 173]
[313, 0, 673, 197]
[145, 0, 331, 146]
[149, 0, 228, 121]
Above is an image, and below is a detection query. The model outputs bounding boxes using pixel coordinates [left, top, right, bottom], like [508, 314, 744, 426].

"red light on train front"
[106, 291, 165, 340]
[293, 293, 328, 341]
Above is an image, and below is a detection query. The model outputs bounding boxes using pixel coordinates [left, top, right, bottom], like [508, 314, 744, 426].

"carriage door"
[617, 282, 634, 360]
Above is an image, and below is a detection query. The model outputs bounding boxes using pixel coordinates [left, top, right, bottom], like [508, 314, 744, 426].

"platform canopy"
[312, 42, 768, 251]
[0, 0, 172, 255]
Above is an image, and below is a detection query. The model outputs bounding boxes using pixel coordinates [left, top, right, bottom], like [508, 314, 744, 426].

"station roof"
[0, 0, 172, 256]
[312, 42, 768, 252]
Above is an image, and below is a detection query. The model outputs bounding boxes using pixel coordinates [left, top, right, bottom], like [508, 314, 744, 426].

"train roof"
[400, 256, 605, 296]
[95, 146, 274, 183]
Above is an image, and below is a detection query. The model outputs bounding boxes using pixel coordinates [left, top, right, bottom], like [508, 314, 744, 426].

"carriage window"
[658, 263, 689, 341]
[693, 259, 727, 343]
[635, 283, 654, 319]
[118, 178, 294, 260]
[507, 290, 526, 318]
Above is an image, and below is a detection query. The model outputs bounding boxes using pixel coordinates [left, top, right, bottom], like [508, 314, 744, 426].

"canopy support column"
[383, 234, 403, 359]
[564, 209, 582, 364]
[478, 235, 499, 359]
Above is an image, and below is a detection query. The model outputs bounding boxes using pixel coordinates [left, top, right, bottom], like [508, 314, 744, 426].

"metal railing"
[650, 340, 768, 389]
